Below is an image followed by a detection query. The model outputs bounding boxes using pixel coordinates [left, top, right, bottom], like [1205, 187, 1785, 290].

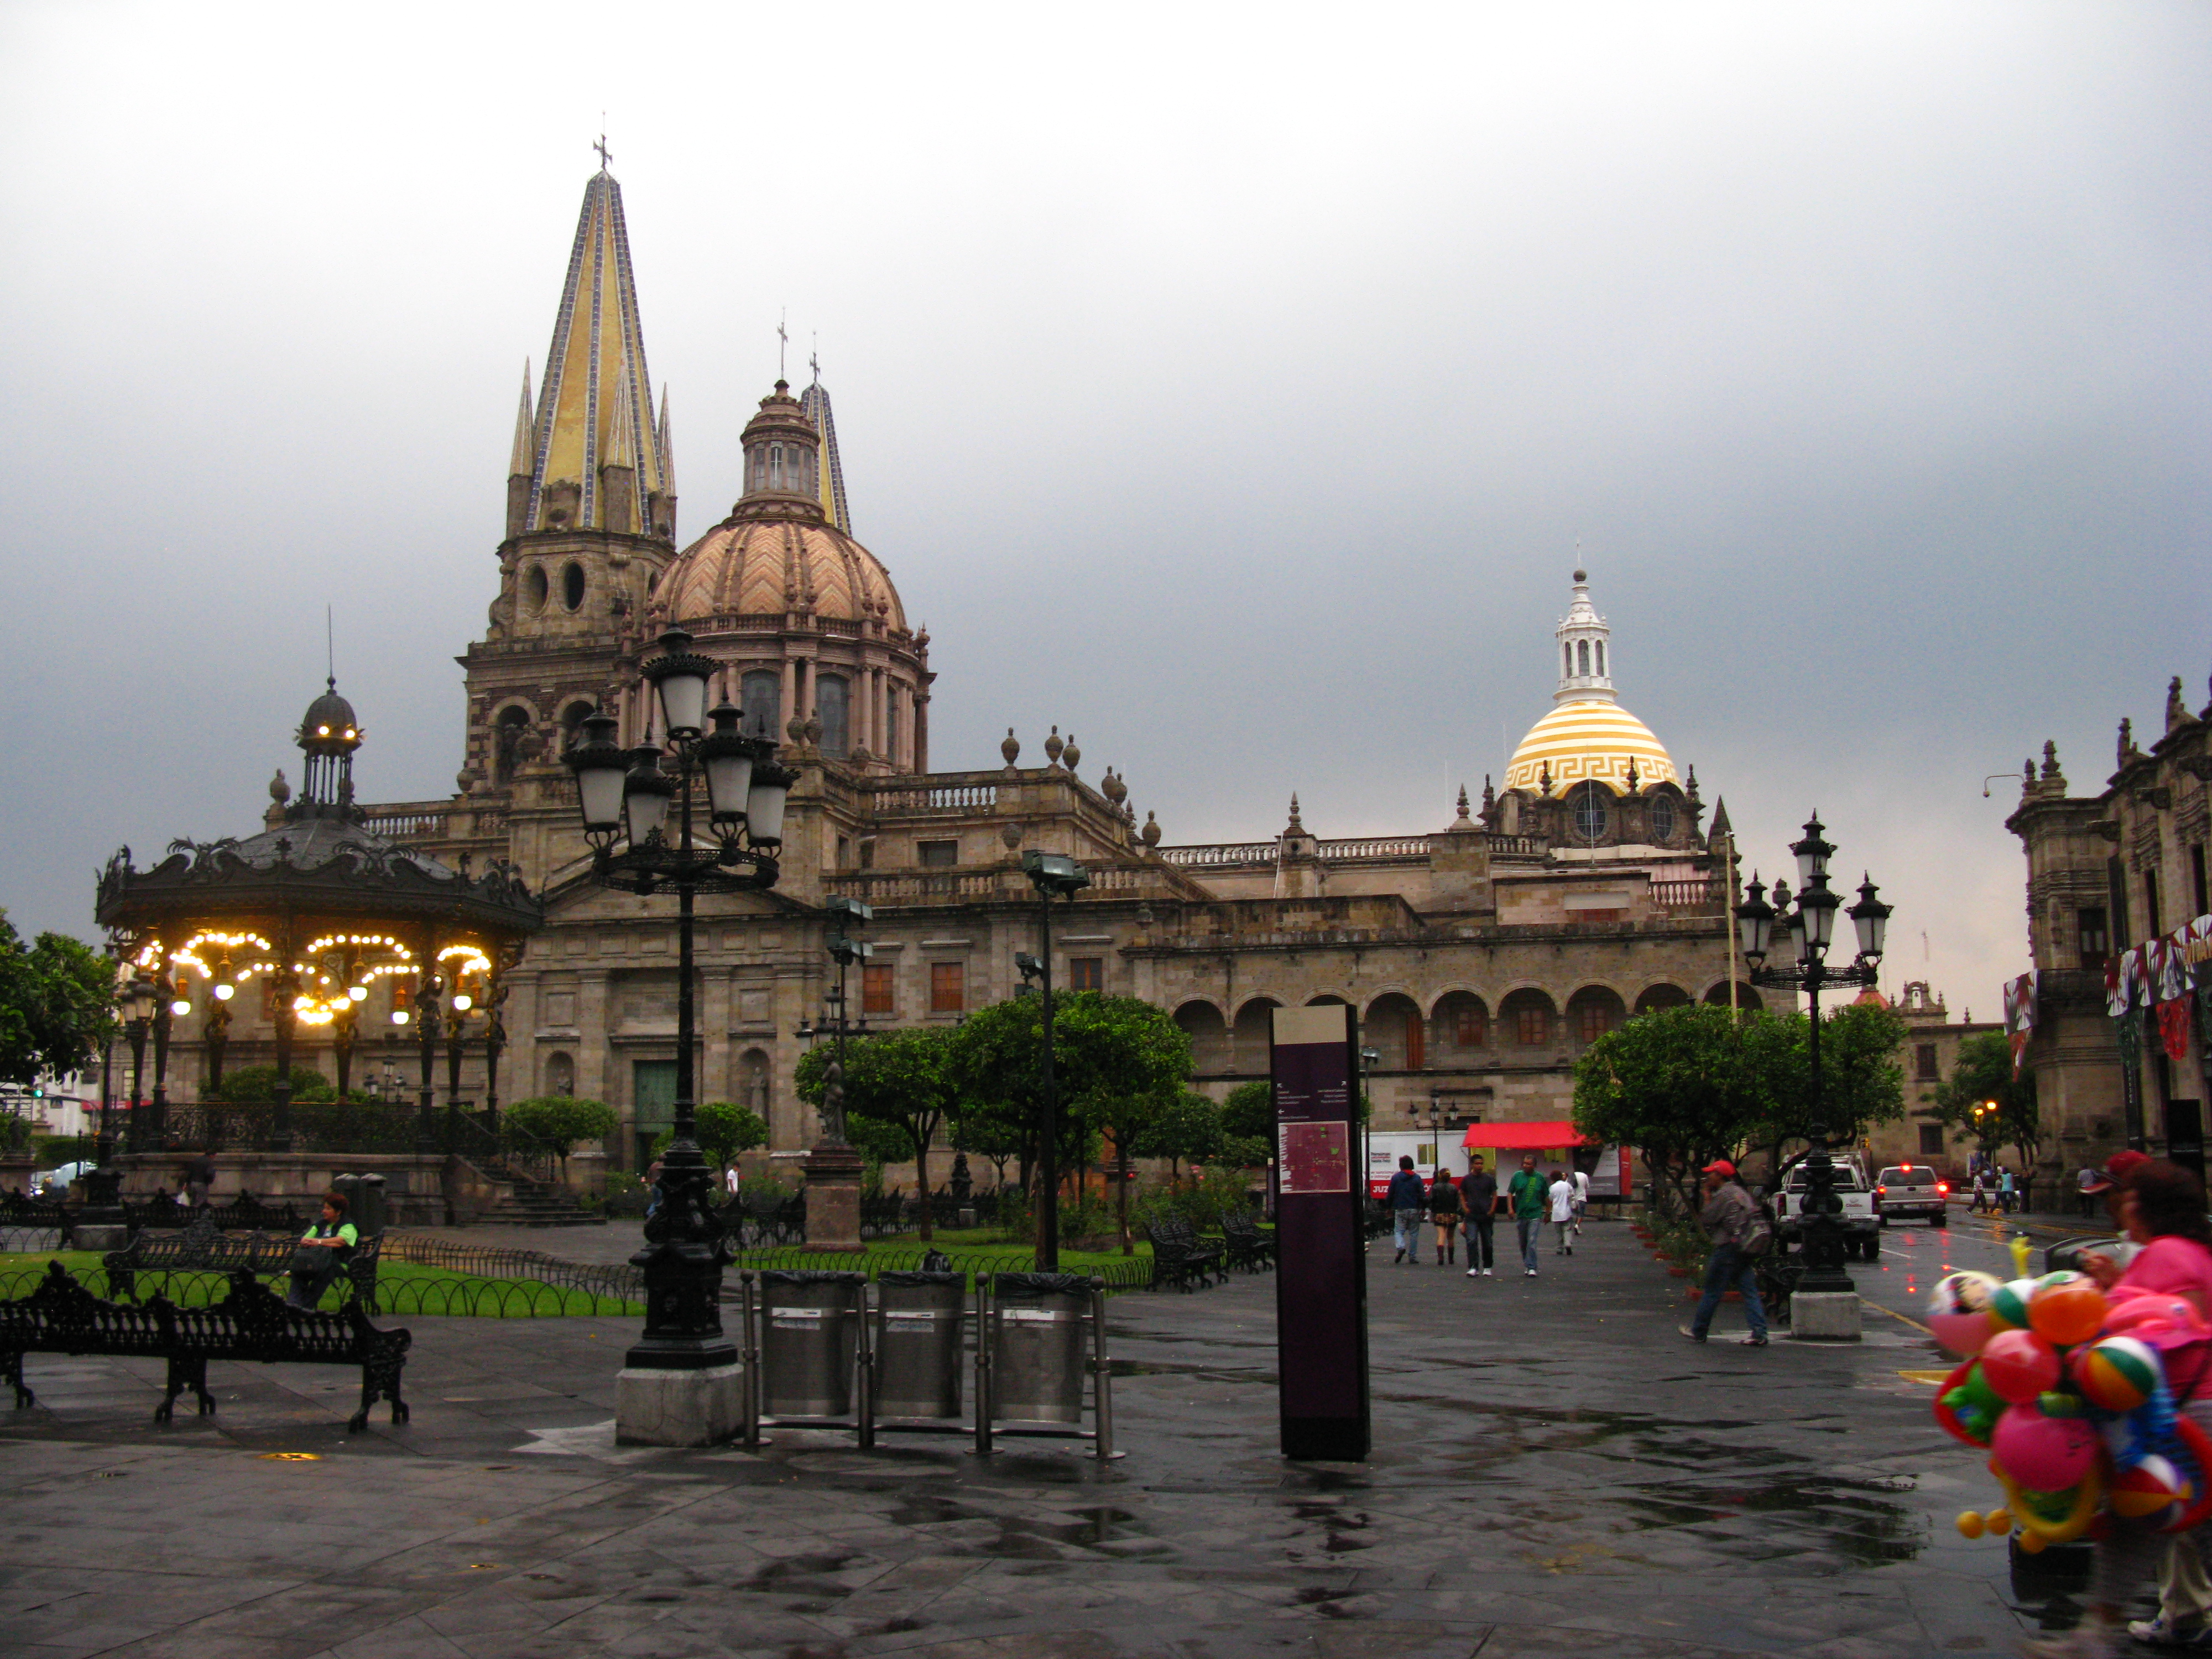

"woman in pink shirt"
[2038, 1162, 2212, 1657]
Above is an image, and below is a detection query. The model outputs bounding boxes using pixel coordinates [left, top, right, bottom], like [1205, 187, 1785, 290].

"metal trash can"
[874, 1271, 965, 1420]
[330, 1173, 388, 1238]
[759, 1270, 864, 1418]
[989, 1272, 1091, 1423]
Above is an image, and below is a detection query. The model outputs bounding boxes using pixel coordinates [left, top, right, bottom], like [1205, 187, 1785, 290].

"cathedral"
[161, 163, 1748, 1187]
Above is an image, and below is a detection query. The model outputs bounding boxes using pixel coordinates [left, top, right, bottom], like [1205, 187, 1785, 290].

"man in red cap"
[1686, 1158, 1769, 1346]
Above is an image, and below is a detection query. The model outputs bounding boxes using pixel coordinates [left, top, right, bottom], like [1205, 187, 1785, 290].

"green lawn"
[0, 1252, 643, 1319]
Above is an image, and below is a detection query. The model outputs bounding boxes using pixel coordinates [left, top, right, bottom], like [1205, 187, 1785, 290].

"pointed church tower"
[799, 371, 852, 534]
[465, 156, 683, 796]
[518, 164, 673, 541]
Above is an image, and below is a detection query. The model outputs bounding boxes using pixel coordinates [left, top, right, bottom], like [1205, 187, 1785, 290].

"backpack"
[1740, 1195, 1776, 1258]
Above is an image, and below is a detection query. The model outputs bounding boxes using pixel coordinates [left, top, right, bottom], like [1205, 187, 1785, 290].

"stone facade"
[2006, 677, 2212, 1175]
[148, 168, 1746, 1177]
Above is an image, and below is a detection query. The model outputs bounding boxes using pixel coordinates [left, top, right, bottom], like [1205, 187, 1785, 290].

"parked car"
[1874, 1164, 1949, 1227]
[1772, 1157, 1884, 1259]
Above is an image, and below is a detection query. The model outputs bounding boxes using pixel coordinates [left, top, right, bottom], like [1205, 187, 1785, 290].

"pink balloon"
[1992, 1403, 2101, 1494]
[1929, 1311, 1993, 1358]
[1981, 1327, 2063, 1405]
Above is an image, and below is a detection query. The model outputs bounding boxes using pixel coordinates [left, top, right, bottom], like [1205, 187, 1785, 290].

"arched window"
[559, 701, 595, 750]
[1571, 780, 1609, 842]
[1563, 644, 1573, 678]
[1648, 792, 1677, 844]
[740, 671, 780, 739]
[769, 444, 785, 490]
[1595, 641, 1606, 677]
[562, 562, 586, 611]
[1577, 640, 1590, 676]
[816, 675, 849, 758]
[524, 565, 549, 611]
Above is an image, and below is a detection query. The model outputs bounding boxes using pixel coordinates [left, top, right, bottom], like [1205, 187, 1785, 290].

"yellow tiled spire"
[519, 165, 669, 539]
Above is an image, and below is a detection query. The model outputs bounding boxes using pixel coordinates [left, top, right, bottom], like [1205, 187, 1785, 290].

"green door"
[633, 1060, 678, 1171]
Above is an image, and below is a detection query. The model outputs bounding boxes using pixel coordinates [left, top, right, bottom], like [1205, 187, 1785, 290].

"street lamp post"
[1733, 813, 1892, 1316]
[564, 628, 790, 1436]
[802, 895, 874, 1251]
[1021, 849, 1089, 1271]
[85, 974, 159, 1241]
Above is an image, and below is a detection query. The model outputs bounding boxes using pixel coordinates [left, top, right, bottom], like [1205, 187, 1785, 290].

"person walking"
[1685, 1159, 1768, 1347]
[1387, 1156, 1426, 1265]
[1462, 1156, 1499, 1278]
[1998, 1166, 2016, 1215]
[1572, 1166, 1590, 1235]
[1428, 1164, 1463, 1265]
[1970, 1167, 1990, 1214]
[1548, 1167, 1575, 1255]
[1507, 1154, 1548, 1277]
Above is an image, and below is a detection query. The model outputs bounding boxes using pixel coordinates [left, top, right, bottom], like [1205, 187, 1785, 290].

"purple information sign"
[1270, 1004, 1370, 1461]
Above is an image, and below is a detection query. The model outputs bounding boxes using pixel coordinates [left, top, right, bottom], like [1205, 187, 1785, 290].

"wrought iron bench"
[0, 1190, 72, 1239]
[0, 1262, 410, 1431]
[1221, 1212, 1276, 1272]
[1144, 1219, 1227, 1291]
[103, 1211, 384, 1307]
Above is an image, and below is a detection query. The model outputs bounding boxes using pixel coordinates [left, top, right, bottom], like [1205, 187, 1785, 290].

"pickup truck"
[1772, 1158, 1884, 1260]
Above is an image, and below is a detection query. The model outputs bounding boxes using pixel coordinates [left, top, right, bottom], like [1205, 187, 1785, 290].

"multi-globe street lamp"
[1732, 812, 1892, 1297]
[1021, 849, 1089, 1271]
[564, 627, 792, 1378]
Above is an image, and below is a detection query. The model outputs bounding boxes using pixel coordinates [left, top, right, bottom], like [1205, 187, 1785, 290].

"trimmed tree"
[0, 916, 117, 1087]
[1929, 1030, 2041, 1181]
[503, 1097, 619, 1182]
[795, 1027, 961, 1238]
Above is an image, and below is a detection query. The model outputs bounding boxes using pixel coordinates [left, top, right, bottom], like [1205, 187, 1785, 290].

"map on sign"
[1279, 1120, 1350, 1194]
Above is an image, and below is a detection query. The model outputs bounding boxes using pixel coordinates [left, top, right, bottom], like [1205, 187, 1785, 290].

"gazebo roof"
[95, 679, 543, 947]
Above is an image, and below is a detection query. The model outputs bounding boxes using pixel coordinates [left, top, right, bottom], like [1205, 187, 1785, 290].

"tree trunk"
[1116, 1128, 1133, 1255]
[913, 1118, 933, 1241]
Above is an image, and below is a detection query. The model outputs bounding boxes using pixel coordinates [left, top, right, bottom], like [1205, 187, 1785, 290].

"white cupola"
[1554, 568, 1614, 704]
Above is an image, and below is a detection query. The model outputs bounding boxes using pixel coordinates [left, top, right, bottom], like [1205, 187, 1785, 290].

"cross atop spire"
[594, 126, 612, 173]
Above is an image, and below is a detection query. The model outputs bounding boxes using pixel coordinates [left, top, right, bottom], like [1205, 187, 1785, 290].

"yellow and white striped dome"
[1505, 700, 1678, 797]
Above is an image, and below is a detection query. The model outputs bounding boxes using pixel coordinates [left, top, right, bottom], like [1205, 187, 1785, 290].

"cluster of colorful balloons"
[1929, 1259, 2212, 1551]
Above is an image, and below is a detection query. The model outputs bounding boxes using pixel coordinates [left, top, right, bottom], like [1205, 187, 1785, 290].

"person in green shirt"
[286, 1191, 359, 1309]
[1506, 1155, 1548, 1276]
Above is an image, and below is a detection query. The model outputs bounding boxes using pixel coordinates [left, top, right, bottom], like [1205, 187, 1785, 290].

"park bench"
[1221, 1212, 1276, 1272]
[1144, 1219, 1227, 1291]
[0, 1261, 411, 1431]
[0, 1190, 72, 1238]
[102, 1211, 385, 1306]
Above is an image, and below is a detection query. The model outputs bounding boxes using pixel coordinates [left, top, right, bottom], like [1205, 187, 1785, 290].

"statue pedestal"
[804, 1144, 866, 1252]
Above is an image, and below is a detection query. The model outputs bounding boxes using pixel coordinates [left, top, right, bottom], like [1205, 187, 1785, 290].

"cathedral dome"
[1505, 700, 1678, 796]
[656, 518, 906, 628]
[649, 380, 907, 630]
[1503, 570, 1679, 797]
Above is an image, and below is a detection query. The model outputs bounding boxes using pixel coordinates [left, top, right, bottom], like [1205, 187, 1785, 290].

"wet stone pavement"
[0, 1215, 2111, 1658]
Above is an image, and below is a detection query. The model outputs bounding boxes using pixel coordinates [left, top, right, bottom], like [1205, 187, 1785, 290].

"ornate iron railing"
[163, 1100, 422, 1154]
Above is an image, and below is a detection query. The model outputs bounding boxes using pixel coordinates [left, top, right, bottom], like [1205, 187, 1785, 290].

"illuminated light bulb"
[392, 1010, 410, 1026]
[170, 999, 190, 1017]
[213, 983, 233, 1001]
[349, 985, 368, 1003]
[293, 995, 312, 1011]
[451, 994, 473, 1011]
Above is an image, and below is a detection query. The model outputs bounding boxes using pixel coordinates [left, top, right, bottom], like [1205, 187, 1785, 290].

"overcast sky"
[2, 1, 2205, 1019]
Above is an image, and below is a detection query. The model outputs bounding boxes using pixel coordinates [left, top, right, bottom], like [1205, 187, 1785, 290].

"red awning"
[1459, 1120, 1592, 1150]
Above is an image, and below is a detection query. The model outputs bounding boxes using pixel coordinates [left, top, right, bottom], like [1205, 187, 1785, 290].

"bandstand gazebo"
[95, 680, 544, 1223]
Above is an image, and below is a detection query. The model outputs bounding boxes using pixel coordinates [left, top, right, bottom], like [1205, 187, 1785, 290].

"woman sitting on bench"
[287, 1191, 358, 1309]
